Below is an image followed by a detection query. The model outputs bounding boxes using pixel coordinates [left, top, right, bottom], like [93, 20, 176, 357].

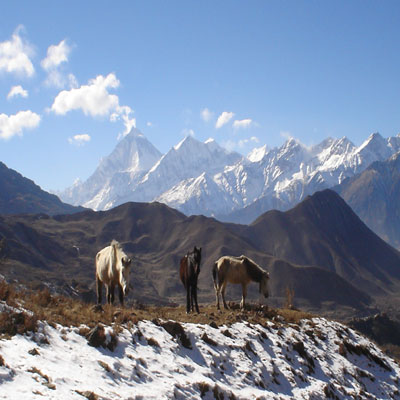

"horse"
[179, 246, 202, 314]
[212, 255, 269, 310]
[95, 240, 132, 306]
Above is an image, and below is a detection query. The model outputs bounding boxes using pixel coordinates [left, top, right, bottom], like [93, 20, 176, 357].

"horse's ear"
[123, 257, 131, 267]
[199, 247, 202, 254]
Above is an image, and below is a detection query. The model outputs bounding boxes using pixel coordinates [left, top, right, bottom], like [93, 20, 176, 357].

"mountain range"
[334, 152, 400, 249]
[0, 162, 83, 216]
[59, 129, 400, 226]
[1, 189, 399, 319]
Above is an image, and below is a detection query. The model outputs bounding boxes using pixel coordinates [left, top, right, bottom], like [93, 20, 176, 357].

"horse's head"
[119, 255, 132, 296]
[193, 246, 202, 273]
[259, 271, 270, 298]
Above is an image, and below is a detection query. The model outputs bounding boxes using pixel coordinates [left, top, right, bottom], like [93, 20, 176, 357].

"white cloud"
[0, 110, 40, 140]
[41, 40, 73, 88]
[68, 73, 78, 89]
[146, 121, 153, 127]
[222, 139, 236, 152]
[50, 73, 136, 136]
[182, 128, 195, 137]
[222, 136, 259, 152]
[7, 85, 28, 100]
[44, 70, 65, 88]
[41, 39, 71, 70]
[233, 118, 253, 130]
[201, 108, 213, 122]
[111, 105, 136, 138]
[216, 111, 234, 129]
[238, 136, 259, 147]
[68, 134, 91, 146]
[51, 73, 120, 117]
[280, 130, 293, 140]
[0, 26, 34, 77]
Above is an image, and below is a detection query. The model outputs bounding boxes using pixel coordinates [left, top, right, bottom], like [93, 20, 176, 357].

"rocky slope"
[335, 152, 400, 249]
[0, 162, 83, 216]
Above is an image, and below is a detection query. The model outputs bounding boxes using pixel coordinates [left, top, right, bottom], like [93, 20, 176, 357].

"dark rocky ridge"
[0, 161, 84, 216]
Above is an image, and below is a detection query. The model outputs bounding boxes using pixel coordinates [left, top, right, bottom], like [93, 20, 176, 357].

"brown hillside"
[2, 191, 399, 318]
[244, 189, 400, 296]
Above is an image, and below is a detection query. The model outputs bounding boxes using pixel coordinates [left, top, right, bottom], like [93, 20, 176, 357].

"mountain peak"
[173, 135, 199, 151]
[247, 144, 268, 162]
[124, 127, 145, 139]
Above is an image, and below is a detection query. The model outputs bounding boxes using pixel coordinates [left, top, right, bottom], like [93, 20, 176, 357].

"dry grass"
[0, 279, 317, 342]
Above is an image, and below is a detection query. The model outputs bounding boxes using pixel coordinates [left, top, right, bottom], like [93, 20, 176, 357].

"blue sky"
[1, 1, 400, 191]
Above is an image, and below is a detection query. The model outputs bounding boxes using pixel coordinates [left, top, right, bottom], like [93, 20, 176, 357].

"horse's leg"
[190, 283, 194, 313]
[118, 284, 124, 307]
[110, 284, 115, 305]
[186, 283, 191, 314]
[193, 283, 200, 314]
[96, 276, 103, 305]
[240, 283, 248, 310]
[215, 282, 221, 310]
[107, 284, 115, 305]
[221, 281, 229, 310]
[106, 285, 111, 304]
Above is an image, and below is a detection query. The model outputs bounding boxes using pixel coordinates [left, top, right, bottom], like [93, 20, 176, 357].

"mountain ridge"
[58, 130, 400, 229]
[1, 189, 400, 319]
[0, 161, 84, 216]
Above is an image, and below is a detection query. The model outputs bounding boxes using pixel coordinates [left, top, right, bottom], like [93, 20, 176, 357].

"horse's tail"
[110, 240, 118, 268]
[212, 262, 218, 290]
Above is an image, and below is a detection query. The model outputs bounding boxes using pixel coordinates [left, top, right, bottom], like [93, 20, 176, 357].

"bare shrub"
[97, 360, 111, 373]
[343, 340, 391, 371]
[201, 332, 218, 347]
[147, 337, 160, 348]
[0, 279, 13, 302]
[293, 341, 315, 373]
[197, 381, 210, 397]
[75, 390, 99, 400]
[284, 286, 295, 310]
[0, 311, 38, 337]
[33, 288, 53, 308]
[160, 321, 192, 349]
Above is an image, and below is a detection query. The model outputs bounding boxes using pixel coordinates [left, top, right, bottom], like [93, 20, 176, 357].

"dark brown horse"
[179, 246, 202, 314]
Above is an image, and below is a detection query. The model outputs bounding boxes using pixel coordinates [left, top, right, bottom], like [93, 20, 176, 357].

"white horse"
[212, 255, 269, 310]
[95, 240, 132, 306]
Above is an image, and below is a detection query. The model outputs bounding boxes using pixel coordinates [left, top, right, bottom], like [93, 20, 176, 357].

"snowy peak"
[247, 144, 268, 162]
[103, 127, 162, 174]
[357, 132, 391, 160]
[59, 128, 162, 208]
[61, 130, 400, 221]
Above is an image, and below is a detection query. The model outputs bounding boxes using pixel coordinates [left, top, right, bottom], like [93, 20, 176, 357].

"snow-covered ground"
[1, 311, 399, 399]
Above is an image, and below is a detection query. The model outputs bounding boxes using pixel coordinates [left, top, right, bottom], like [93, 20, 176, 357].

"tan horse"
[212, 255, 269, 310]
[95, 240, 132, 306]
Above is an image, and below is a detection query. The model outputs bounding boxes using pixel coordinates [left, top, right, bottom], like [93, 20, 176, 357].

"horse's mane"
[240, 255, 266, 283]
[110, 239, 122, 249]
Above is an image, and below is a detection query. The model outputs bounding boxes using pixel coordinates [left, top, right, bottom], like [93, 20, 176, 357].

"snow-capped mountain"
[116, 135, 242, 206]
[220, 132, 400, 223]
[60, 132, 243, 212]
[60, 128, 162, 210]
[60, 131, 400, 222]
